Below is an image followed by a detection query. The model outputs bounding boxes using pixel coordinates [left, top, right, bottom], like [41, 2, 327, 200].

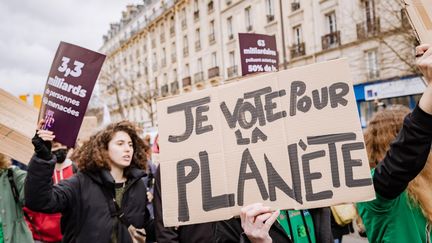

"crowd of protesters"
[1, 44, 432, 243]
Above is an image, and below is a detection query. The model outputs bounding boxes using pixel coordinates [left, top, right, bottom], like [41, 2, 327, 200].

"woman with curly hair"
[25, 120, 155, 243]
[357, 101, 432, 243]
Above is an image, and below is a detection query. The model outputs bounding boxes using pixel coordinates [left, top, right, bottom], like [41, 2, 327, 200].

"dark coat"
[214, 208, 333, 243]
[25, 155, 155, 243]
[153, 166, 216, 243]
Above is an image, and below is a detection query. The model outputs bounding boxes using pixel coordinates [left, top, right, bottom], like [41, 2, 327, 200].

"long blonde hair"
[364, 105, 432, 222]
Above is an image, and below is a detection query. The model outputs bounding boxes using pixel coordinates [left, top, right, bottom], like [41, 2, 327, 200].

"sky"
[0, 0, 142, 96]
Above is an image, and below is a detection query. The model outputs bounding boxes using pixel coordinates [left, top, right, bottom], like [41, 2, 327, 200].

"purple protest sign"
[38, 41, 106, 147]
[239, 33, 278, 76]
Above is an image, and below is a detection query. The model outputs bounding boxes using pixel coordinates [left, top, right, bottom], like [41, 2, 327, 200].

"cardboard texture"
[405, 0, 432, 44]
[0, 89, 38, 164]
[157, 59, 375, 227]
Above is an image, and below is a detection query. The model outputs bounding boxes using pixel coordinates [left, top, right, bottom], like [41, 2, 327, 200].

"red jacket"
[24, 159, 76, 242]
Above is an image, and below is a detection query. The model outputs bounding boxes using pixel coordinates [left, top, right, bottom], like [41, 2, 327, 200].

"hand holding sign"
[32, 120, 54, 160]
[240, 203, 279, 243]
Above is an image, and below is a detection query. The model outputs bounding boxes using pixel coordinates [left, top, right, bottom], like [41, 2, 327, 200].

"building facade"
[90, 0, 420, 129]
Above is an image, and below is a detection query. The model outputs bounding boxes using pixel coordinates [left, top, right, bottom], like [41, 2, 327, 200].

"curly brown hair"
[364, 105, 410, 168]
[76, 121, 147, 174]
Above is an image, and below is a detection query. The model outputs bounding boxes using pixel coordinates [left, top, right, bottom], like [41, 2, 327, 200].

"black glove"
[32, 132, 52, 160]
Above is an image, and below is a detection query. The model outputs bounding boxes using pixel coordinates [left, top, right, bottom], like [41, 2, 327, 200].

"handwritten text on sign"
[157, 59, 375, 226]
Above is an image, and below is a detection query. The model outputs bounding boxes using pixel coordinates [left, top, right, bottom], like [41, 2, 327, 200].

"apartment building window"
[229, 51, 235, 66]
[183, 35, 189, 56]
[181, 8, 187, 29]
[294, 25, 302, 45]
[194, 0, 200, 21]
[195, 28, 201, 51]
[266, 0, 275, 22]
[209, 20, 216, 44]
[162, 48, 167, 67]
[291, 25, 305, 58]
[366, 49, 379, 79]
[171, 42, 176, 63]
[227, 17, 234, 40]
[173, 68, 177, 81]
[211, 52, 217, 67]
[321, 11, 340, 50]
[185, 64, 190, 77]
[326, 12, 337, 34]
[228, 51, 237, 78]
[245, 7, 252, 31]
[364, 0, 376, 22]
[291, 0, 300, 12]
[195, 58, 204, 83]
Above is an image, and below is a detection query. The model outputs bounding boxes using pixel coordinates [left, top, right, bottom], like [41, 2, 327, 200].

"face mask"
[53, 148, 68, 163]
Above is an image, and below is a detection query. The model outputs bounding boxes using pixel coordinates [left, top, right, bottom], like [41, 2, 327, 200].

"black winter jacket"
[25, 155, 155, 243]
[153, 165, 216, 243]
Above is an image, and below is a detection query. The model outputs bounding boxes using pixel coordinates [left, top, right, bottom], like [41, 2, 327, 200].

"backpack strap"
[7, 169, 21, 205]
[7, 168, 44, 240]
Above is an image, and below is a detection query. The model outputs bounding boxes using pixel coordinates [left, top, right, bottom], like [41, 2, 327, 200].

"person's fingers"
[37, 130, 55, 141]
[36, 119, 45, 130]
[245, 205, 272, 220]
[254, 212, 273, 225]
[416, 44, 431, 56]
[241, 203, 262, 224]
[262, 210, 280, 232]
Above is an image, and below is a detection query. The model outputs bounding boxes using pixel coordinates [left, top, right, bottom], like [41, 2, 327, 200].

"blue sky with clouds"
[0, 0, 141, 96]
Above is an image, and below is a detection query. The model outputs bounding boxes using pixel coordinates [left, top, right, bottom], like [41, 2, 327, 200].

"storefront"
[354, 75, 426, 128]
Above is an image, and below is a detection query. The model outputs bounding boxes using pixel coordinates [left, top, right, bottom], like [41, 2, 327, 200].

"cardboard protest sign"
[39, 42, 105, 147]
[404, 0, 432, 44]
[239, 33, 278, 76]
[0, 88, 38, 164]
[157, 59, 375, 226]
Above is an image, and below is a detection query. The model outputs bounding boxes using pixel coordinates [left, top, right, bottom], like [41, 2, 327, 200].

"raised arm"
[373, 44, 432, 199]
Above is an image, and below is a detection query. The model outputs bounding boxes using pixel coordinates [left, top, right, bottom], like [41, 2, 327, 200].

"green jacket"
[0, 167, 33, 243]
[357, 190, 430, 243]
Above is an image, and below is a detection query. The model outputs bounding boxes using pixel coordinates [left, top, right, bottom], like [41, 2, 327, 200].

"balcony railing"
[171, 53, 177, 63]
[209, 33, 216, 44]
[161, 84, 169, 97]
[194, 71, 204, 83]
[170, 81, 179, 94]
[195, 41, 201, 51]
[356, 18, 381, 40]
[183, 47, 189, 57]
[321, 31, 341, 50]
[208, 66, 220, 79]
[290, 42, 306, 58]
[182, 76, 192, 87]
[291, 2, 300, 12]
[208, 1, 214, 13]
[227, 65, 238, 78]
